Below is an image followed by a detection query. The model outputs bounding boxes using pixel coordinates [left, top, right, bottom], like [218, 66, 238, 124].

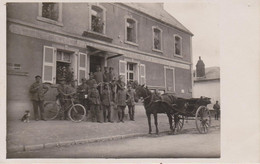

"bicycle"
[44, 92, 87, 122]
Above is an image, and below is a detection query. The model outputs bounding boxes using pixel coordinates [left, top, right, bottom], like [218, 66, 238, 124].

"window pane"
[129, 73, 134, 80]
[45, 48, 53, 63]
[42, 3, 59, 21]
[127, 19, 136, 42]
[91, 6, 103, 33]
[80, 54, 86, 67]
[44, 65, 53, 81]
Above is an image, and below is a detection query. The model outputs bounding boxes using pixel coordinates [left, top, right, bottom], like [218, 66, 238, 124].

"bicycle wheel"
[44, 101, 60, 120]
[68, 104, 86, 122]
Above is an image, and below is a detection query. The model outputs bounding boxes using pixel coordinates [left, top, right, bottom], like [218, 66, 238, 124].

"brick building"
[7, 3, 193, 119]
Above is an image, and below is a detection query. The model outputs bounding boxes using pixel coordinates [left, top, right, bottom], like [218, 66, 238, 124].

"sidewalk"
[7, 105, 220, 153]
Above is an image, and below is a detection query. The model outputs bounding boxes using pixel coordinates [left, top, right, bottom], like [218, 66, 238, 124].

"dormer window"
[174, 35, 182, 56]
[91, 5, 105, 34]
[152, 27, 162, 51]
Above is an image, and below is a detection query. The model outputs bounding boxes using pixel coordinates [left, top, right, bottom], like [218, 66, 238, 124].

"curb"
[7, 125, 219, 153]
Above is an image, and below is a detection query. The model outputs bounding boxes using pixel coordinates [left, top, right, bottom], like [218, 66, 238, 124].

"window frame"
[37, 3, 63, 26]
[152, 26, 163, 52]
[164, 66, 176, 93]
[88, 3, 106, 35]
[124, 17, 138, 46]
[173, 34, 183, 58]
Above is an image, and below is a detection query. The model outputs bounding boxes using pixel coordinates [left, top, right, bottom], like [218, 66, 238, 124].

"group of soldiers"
[29, 66, 138, 123]
[77, 66, 138, 123]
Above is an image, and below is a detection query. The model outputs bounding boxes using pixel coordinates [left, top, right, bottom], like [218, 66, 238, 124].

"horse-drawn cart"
[170, 97, 212, 134]
[135, 84, 211, 135]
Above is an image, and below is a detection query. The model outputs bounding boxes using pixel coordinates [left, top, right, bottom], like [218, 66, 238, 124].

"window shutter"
[42, 46, 56, 83]
[140, 64, 146, 85]
[78, 52, 88, 84]
[119, 60, 127, 84]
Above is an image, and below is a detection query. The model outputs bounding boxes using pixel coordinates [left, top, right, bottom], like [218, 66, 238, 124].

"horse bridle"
[142, 87, 154, 109]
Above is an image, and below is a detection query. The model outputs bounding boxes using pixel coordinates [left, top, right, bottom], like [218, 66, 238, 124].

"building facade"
[7, 3, 193, 119]
[193, 57, 220, 109]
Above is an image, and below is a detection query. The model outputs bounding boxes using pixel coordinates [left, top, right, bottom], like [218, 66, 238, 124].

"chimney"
[196, 56, 205, 77]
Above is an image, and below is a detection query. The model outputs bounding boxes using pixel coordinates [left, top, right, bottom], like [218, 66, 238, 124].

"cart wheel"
[68, 104, 86, 122]
[44, 102, 60, 120]
[195, 106, 211, 134]
[173, 115, 185, 133]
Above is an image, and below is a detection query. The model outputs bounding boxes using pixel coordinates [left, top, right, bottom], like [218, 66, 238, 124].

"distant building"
[193, 57, 220, 109]
[7, 3, 193, 119]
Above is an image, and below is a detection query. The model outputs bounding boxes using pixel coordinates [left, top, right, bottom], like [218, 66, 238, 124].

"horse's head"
[135, 84, 150, 99]
[199, 96, 211, 106]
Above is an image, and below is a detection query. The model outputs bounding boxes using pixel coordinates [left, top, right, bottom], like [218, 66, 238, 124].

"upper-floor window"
[174, 35, 182, 56]
[91, 5, 105, 34]
[37, 3, 63, 26]
[126, 18, 137, 43]
[42, 3, 59, 21]
[152, 27, 162, 51]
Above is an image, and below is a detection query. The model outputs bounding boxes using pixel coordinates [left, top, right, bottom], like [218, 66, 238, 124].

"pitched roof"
[194, 66, 220, 82]
[120, 3, 193, 36]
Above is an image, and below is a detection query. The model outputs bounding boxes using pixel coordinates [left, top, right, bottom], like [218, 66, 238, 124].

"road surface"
[8, 126, 220, 158]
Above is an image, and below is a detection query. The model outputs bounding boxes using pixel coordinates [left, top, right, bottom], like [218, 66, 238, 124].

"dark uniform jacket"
[88, 88, 101, 105]
[126, 89, 136, 106]
[116, 89, 127, 106]
[77, 84, 89, 100]
[29, 82, 48, 101]
[94, 71, 103, 84]
[108, 72, 115, 82]
[101, 89, 112, 106]
[86, 79, 97, 88]
[213, 104, 220, 111]
[103, 72, 110, 82]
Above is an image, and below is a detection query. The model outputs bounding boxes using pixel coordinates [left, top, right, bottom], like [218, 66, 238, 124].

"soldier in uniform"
[103, 67, 110, 83]
[86, 72, 97, 88]
[116, 75, 127, 123]
[88, 83, 101, 123]
[93, 66, 103, 84]
[57, 78, 69, 120]
[126, 84, 137, 121]
[213, 101, 220, 120]
[108, 67, 115, 82]
[77, 78, 89, 109]
[29, 75, 49, 121]
[101, 83, 113, 123]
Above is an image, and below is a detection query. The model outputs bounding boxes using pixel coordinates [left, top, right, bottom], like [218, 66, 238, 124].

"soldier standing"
[86, 72, 97, 88]
[108, 67, 115, 82]
[213, 101, 220, 120]
[57, 78, 69, 120]
[29, 75, 49, 121]
[88, 84, 101, 123]
[103, 67, 110, 83]
[77, 78, 89, 110]
[116, 75, 127, 123]
[126, 84, 137, 121]
[101, 83, 113, 123]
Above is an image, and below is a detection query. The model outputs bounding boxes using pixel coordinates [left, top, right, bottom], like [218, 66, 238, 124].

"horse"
[135, 84, 188, 135]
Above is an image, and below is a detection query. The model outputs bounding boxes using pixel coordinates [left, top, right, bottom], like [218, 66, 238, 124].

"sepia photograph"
[2, 0, 259, 162]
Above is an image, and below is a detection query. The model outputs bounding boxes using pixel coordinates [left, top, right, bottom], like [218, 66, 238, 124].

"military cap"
[35, 75, 41, 79]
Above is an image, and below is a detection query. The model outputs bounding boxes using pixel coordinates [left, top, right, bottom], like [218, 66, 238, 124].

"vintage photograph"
[6, 2, 221, 158]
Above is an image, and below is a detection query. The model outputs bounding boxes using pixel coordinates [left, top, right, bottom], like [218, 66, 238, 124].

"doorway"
[90, 55, 104, 73]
